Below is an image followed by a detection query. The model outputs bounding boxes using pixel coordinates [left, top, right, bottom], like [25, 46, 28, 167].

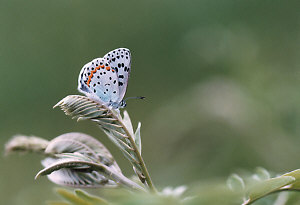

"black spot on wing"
[80, 84, 90, 93]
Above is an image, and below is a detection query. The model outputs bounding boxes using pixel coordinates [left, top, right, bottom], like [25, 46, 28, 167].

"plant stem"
[117, 115, 157, 193]
[103, 165, 146, 192]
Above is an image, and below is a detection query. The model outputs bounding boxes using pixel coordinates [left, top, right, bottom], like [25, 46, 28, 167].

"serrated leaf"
[247, 176, 295, 203]
[75, 190, 108, 205]
[227, 174, 245, 191]
[134, 122, 142, 153]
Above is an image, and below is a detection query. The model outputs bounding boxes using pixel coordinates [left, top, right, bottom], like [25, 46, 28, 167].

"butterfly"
[78, 48, 131, 109]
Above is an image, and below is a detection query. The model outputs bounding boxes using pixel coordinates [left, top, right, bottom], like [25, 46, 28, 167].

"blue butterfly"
[78, 48, 131, 109]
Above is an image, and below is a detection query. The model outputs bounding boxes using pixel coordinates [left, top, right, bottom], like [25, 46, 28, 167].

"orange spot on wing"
[100, 65, 105, 68]
[106, 67, 110, 71]
[86, 66, 101, 87]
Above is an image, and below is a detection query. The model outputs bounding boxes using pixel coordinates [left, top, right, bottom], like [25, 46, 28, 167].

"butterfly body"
[78, 48, 131, 109]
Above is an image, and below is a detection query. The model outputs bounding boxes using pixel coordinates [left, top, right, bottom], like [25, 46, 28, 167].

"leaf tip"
[53, 101, 62, 109]
[34, 172, 41, 180]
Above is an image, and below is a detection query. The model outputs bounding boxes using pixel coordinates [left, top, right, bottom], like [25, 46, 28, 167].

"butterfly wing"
[103, 48, 131, 102]
[78, 57, 120, 104]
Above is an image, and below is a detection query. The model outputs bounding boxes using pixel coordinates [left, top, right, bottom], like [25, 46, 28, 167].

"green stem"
[102, 165, 147, 192]
[117, 113, 157, 193]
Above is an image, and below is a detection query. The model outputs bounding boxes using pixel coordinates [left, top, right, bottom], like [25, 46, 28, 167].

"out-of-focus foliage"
[1, 0, 300, 204]
[45, 168, 300, 205]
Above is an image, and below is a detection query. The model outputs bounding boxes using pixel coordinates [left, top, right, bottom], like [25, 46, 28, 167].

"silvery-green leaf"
[40, 157, 116, 188]
[39, 136, 122, 188]
[134, 122, 142, 153]
[37, 153, 116, 187]
[103, 130, 141, 173]
[102, 130, 133, 154]
[38, 152, 145, 191]
[45, 132, 115, 166]
[5, 135, 49, 155]
[54, 95, 109, 121]
[122, 111, 134, 136]
[55, 95, 153, 187]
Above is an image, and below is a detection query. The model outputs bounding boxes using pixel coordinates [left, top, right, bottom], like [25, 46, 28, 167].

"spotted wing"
[103, 48, 131, 102]
[78, 57, 120, 104]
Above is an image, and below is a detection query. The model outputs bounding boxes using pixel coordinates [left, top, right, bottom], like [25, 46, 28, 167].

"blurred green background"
[1, 0, 300, 204]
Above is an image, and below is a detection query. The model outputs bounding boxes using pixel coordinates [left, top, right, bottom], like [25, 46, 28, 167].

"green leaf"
[75, 189, 108, 205]
[47, 202, 71, 205]
[56, 188, 91, 205]
[247, 176, 295, 203]
[134, 122, 142, 153]
[283, 169, 300, 190]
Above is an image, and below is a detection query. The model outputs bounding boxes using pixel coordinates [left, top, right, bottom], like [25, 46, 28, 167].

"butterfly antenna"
[124, 96, 146, 102]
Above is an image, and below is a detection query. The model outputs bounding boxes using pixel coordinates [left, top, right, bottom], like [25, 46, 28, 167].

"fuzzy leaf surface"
[38, 152, 117, 188]
[40, 132, 122, 188]
[54, 95, 146, 185]
[45, 132, 116, 166]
